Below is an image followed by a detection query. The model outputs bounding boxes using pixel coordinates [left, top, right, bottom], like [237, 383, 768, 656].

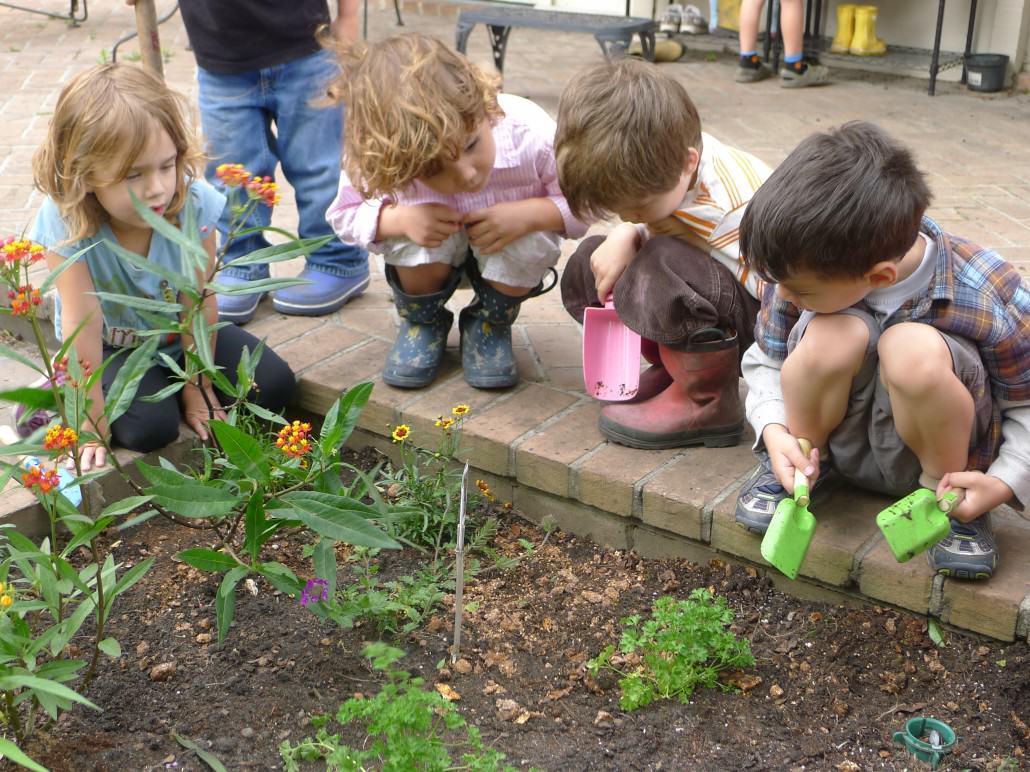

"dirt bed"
[12, 475, 1030, 771]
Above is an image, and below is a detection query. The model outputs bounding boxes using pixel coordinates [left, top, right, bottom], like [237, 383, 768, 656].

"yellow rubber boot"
[850, 5, 887, 56]
[830, 4, 856, 54]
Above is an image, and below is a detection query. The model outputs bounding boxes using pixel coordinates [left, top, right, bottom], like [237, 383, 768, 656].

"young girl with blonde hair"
[26, 63, 295, 468]
[326, 33, 587, 389]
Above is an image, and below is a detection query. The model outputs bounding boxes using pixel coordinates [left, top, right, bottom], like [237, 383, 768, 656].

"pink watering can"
[582, 295, 641, 401]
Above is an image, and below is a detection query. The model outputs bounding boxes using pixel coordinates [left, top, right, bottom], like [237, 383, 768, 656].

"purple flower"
[300, 578, 329, 606]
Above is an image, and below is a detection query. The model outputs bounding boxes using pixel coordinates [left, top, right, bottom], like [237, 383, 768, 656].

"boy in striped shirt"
[735, 122, 1029, 580]
[556, 59, 771, 449]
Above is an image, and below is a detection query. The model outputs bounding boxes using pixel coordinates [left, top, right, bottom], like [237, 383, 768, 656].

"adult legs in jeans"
[198, 51, 368, 322]
[561, 235, 760, 447]
[101, 326, 296, 452]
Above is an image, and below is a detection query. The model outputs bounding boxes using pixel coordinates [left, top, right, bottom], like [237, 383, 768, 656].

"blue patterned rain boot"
[459, 261, 556, 389]
[382, 266, 461, 389]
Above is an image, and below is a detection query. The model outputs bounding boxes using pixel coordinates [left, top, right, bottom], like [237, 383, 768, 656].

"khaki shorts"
[380, 230, 561, 289]
[788, 309, 994, 496]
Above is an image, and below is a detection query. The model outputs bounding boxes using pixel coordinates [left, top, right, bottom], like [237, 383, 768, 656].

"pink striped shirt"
[326, 93, 588, 249]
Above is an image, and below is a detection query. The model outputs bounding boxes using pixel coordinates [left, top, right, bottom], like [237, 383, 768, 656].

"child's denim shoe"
[735, 454, 831, 534]
[927, 514, 998, 580]
[216, 274, 265, 325]
[271, 268, 370, 317]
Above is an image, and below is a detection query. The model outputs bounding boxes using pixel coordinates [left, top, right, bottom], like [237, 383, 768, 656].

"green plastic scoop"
[876, 488, 958, 563]
[761, 439, 816, 580]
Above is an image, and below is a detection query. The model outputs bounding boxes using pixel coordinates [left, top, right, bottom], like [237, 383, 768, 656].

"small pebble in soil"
[241, 727, 255, 738]
[149, 662, 176, 682]
[213, 737, 235, 752]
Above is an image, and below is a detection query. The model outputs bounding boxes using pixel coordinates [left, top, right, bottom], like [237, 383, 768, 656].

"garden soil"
[10, 451, 1030, 772]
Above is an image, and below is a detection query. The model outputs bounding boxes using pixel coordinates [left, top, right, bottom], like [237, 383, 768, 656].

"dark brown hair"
[740, 121, 931, 281]
[555, 58, 702, 221]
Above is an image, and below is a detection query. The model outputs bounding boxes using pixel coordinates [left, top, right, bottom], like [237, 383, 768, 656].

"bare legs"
[783, 317, 973, 478]
[738, 0, 806, 60]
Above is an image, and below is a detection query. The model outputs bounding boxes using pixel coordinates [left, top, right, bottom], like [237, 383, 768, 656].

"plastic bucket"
[966, 53, 1009, 93]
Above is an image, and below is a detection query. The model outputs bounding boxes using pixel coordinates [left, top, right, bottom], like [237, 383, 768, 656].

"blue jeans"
[198, 50, 368, 281]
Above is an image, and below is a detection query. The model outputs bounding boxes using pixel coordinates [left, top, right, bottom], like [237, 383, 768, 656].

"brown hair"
[555, 58, 702, 221]
[32, 63, 204, 243]
[325, 33, 503, 198]
[740, 121, 932, 281]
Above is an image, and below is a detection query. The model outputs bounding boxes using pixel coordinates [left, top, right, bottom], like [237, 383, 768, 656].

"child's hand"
[590, 225, 639, 303]
[67, 440, 107, 472]
[395, 204, 462, 248]
[182, 382, 227, 442]
[936, 471, 1013, 523]
[464, 201, 539, 255]
[762, 424, 820, 495]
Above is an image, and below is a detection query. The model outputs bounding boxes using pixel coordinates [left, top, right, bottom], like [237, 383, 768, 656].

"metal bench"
[455, 7, 657, 74]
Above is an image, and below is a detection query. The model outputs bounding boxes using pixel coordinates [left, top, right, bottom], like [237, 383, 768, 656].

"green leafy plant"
[280, 643, 516, 771]
[588, 589, 755, 711]
[0, 170, 392, 761]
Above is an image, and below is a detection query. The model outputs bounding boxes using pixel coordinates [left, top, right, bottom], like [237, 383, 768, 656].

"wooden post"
[134, 0, 164, 79]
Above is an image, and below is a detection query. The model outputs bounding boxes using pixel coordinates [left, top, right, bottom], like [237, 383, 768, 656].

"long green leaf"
[174, 733, 228, 772]
[0, 387, 57, 411]
[129, 190, 209, 265]
[0, 737, 48, 772]
[217, 236, 332, 267]
[216, 566, 248, 642]
[0, 344, 44, 377]
[190, 312, 215, 372]
[135, 460, 191, 486]
[92, 291, 183, 315]
[244, 401, 288, 425]
[271, 492, 399, 549]
[243, 491, 266, 563]
[0, 675, 99, 711]
[313, 538, 338, 599]
[207, 277, 306, 295]
[110, 557, 155, 600]
[99, 495, 154, 518]
[104, 336, 160, 424]
[148, 482, 237, 519]
[178, 548, 240, 573]
[137, 381, 185, 404]
[38, 241, 98, 296]
[209, 420, 269, 483]
[102, 236, 189, 290]
[320, 381, 373, 453]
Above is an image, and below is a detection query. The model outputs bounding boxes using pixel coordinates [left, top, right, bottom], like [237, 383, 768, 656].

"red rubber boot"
[621, 338, 673, 404]
[599, 329, 744, 449]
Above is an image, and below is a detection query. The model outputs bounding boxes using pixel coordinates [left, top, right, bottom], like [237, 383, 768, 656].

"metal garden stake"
[451, 462, 469, 663]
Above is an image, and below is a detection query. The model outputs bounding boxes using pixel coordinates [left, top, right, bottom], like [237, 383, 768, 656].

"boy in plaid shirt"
[735, 122, 1029, 580]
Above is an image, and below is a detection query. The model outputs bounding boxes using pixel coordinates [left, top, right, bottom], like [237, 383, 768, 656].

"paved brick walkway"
[1, 1, 1028, 640]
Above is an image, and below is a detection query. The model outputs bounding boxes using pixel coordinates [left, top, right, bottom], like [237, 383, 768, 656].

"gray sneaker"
[927, 514, 998, 580]
[736, 57, 772, 83]
[735, 456, 831, 534]
[780, 62, 830, 88]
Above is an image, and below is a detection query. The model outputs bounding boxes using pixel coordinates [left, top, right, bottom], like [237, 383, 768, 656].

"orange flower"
[276, 420, 313, 458]
[7, 284, 41, 316]
[451, 404, 470, 417]
[391, 424, 411, 443]
[43, 426, 78, 452]
[434, 416, 455, 431]
[214, 163, 252, 188]
[21, 465, 60, 494]
[245, 175, 280, 207]
[475, 479, 495, 501]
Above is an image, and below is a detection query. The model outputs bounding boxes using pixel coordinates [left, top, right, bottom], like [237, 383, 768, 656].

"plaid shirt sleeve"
[753, 282, 801, 361]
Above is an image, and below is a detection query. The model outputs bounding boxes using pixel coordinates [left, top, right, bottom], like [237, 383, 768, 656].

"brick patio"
[1, 1, 1028, 641]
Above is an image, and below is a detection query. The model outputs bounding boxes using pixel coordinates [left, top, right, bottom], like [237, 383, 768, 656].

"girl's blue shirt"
[29, 179, 226, 355]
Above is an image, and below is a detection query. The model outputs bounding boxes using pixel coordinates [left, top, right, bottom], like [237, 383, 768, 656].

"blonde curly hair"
[325, 33, 503, 199]
[32, 63, 204, 243]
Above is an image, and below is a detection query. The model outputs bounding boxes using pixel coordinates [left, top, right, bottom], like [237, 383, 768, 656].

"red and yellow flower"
[475, 479, 495, 501]
[1, 237, 45, 267]
[276, 420, 313, 458]
[451, 404, 470, 417]
[391, 424, 411, 443]
[43, 425, 77, 452]
[7, 284, 41, 316]
[21, 465, 60, 494]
